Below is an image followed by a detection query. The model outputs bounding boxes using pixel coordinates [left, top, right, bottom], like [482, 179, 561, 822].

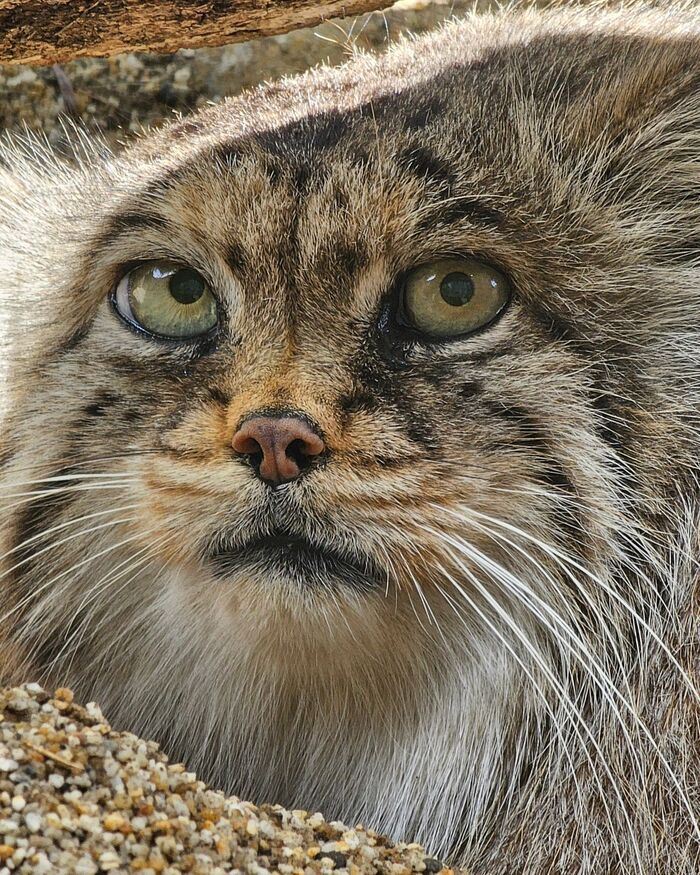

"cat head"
[1, 4, 698, 861]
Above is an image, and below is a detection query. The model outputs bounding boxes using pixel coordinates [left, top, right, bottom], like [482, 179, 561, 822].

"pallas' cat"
[0, 3, 698, 872]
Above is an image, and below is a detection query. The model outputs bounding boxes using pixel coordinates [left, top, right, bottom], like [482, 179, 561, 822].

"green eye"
[401, 257, 510, 338]
[113, 260, 218, 339]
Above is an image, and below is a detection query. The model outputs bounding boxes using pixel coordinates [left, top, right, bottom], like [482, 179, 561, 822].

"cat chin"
[204, 531, 383, 595]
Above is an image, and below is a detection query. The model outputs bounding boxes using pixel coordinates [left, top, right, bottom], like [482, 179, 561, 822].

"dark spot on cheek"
[402, 412, 438, 452]
[528, 302, 584, 347]
[589, 381, 634, 458]
[331, 186, 348, 211]
[58, 325, 90, 355]
[484, 400, 578, 494]
[539, 458, 576, 495]
[460, 381, 483, 400]
[84, 392, 121, 417]
[350, 149, 370, 171]
[653, 234, 700, 265]
[208, 142, 246, 170]
[158, 408, 187, 436]
[208, 387, 230, 407]
[121, 406, 143, 423]
[264, 160, 283, 186]
[487, 402, 547, 450]
[293, 163, 312, 192]
[483, 401, 590, 549]
[340, 391, 377, 414]
[0, 445, 17, 469]
[12, 474, 80, 570]
[81, 391, 143, 424]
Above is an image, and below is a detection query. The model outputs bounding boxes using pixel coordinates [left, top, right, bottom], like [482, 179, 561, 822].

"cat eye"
[400, 257, 510, 338]
[113, 260, 218, 339]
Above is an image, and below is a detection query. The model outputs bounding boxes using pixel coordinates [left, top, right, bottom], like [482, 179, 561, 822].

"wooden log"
[0, 0, 394, 67]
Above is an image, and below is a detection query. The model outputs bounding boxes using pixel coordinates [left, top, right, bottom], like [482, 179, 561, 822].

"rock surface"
[0, 684, 457, 875]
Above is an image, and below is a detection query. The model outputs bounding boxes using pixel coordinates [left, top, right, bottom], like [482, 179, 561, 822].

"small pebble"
[23, 811, 42, 833]
[0, 685, 460, 875]
[97, 850, 121, 870]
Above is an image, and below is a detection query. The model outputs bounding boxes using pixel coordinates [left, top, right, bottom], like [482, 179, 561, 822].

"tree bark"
[0, 0, 394, 67]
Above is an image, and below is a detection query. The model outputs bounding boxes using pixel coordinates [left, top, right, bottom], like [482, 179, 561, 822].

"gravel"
[0, 685, 457, 875]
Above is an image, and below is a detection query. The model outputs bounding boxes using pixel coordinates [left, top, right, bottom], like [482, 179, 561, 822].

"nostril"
[231, 413, 326, 485]
[231, 434, 263, 456]
[287, 438, 314, 470]
[231, 431, 264, 473]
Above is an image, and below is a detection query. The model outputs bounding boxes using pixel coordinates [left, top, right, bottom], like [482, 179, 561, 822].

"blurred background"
[0, 0, 501, 149]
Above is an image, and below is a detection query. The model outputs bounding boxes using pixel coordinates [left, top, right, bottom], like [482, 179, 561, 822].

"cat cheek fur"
[1, 4, 700, 873]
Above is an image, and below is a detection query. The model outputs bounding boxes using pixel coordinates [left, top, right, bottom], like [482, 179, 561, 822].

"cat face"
[1, 5, 699, 865]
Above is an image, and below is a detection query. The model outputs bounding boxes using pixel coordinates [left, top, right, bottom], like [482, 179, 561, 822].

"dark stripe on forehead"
[414, 195, 507, 233]
[403, 98, 446, 130]
[436, 197, 506, 229]
[253, 108, 353, 158]
[92, 211, 172, 251]
[398, 146, 455, 193]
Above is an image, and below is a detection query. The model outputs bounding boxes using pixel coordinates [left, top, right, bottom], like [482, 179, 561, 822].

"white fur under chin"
[55, 560, 533, 860]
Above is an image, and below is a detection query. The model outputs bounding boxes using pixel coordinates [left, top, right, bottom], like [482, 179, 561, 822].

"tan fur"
[1, 3, 699, 872]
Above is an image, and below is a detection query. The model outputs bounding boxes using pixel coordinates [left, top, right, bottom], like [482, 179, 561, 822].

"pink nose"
[231, 415, 326, 485]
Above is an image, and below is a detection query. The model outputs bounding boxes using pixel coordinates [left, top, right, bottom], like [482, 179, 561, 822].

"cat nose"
[231, 414, 326, 485]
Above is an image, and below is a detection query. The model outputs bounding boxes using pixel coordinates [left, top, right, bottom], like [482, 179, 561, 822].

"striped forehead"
[92, 114, 510, 328]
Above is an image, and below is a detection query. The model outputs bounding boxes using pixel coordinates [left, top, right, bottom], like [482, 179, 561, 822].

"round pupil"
[168, 268, 205, 305]
[439, 272, 474, 307]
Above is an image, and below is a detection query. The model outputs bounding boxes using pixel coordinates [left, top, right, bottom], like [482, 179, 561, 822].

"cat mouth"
[205, 532, 383, 590]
